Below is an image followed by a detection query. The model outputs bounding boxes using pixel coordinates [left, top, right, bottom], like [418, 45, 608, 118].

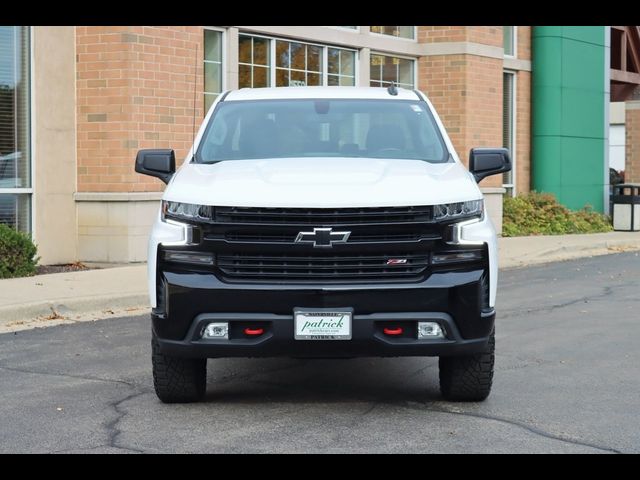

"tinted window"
[197, 99, 449, 164]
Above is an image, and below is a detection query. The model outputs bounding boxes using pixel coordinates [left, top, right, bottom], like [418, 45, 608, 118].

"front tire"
[152, 332, 206, 403]
[439, 331, 494, 402]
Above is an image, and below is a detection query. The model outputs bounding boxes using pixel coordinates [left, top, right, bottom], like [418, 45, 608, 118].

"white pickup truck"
[136, 86, 511, 403]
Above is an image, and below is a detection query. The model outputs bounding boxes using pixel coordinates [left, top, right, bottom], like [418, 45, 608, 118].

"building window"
[335, 26, 357, 30]
[275, 40, 323, 87]
[503, 26, 515, 57]
[238, 34, 357, 88]
[502, 71, 516, 195]
[239, 34, 270, 89]
[0, 26, 31, 233]
[609, 124, 626, 173]
[204, 29, 223, 114]
[370, 26, 415, 40]
[370, 54, 415, 89]
[327, 48, 356, 86]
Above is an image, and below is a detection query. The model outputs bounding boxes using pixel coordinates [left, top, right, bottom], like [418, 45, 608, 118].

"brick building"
[1, 26, 639, 264]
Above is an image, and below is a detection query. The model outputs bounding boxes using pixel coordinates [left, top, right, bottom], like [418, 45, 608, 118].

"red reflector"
[383, 327, 403, 336]
[244, 327, 264, 336]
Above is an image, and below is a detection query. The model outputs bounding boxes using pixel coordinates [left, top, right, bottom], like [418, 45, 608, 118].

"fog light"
[164, 251, 214, 265]
[203, 322, 228, 339]
[418, 322, 444, 339]
[432, 251, 482, 264]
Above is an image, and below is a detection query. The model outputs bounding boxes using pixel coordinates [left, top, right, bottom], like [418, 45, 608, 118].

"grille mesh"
[217, 252, 430, 281]
[214, 206, 433, 224]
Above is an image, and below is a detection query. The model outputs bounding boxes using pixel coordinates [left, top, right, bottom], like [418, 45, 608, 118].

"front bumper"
[152, 268, 494, 358]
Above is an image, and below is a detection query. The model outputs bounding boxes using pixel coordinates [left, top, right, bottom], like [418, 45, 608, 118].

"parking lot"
[1, 252, 639, 453]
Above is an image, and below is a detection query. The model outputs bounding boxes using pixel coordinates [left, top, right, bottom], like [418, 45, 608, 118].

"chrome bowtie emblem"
[295, 227, 351, 248]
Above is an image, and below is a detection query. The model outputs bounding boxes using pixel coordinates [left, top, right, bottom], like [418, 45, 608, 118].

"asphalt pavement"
[1, 252, 639, 453]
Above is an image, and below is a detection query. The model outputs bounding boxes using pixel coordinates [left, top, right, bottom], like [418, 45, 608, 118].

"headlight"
[162, 201, 213, 222]
[433, 200, 483, 221]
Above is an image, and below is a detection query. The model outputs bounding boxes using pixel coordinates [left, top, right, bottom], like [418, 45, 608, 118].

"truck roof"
[224, 86, 420, 102]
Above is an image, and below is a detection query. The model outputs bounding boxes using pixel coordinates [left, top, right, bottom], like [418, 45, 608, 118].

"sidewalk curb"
[499, 237, 640, 269]
[0, 293, 149, 324]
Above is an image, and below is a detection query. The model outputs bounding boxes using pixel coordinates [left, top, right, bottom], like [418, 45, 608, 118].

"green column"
[532, 26, 607, 212]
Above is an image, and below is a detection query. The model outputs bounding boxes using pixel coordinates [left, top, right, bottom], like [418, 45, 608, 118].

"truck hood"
[163, 158, 482, 207]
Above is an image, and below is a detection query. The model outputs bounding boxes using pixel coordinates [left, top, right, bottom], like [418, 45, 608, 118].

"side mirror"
[469, 148, 511, 183]
[135, 149, 176, 184]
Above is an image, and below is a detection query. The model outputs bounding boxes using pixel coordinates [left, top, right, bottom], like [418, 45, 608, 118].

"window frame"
[326, 46, 357, 86]
[327, 26, 360, 33]
[238, 32, 359, 88]
[369, 52, 417, 90]
[502, 70, 517, 196]
[503, 26, 517, 58]
[0, 26, 33, 235]
[238, 33, 273, 89]
[273, 38, 325, 88]
[369, 26, 417, 42]
[203, 26, 227, 114]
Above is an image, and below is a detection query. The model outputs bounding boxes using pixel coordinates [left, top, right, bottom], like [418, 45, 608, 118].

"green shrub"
[0, 223, 39, 279]
[502, 192, 613, 237]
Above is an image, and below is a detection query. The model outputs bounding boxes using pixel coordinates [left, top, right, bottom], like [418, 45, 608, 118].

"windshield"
[196, 99, 449, 164]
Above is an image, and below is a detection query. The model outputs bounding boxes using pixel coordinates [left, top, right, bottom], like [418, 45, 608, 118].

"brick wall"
[466, 26, 503, 47]
[462, 54, 504, 188]
[418, 26, 468, 43]
[516, 70, 531, 193]
[515, 27, 532, 193]
[626, 105, 640, 182]
[418, 26, 502, 46]
[76, 26, 204, 193]
[417, 27, 504, 188]
[518, 26, 532, 60]
[417, 54, 466, 161]
[418, 26, 532, 191]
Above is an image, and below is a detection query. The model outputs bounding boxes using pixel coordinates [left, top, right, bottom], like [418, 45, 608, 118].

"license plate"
[294, 309, 352, 340]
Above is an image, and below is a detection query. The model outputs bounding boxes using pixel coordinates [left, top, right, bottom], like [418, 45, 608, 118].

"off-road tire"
[439, 331, 494, 402]
[152, 332, 206, 403]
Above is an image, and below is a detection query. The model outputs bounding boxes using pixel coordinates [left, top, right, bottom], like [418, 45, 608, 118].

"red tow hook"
[244, 327, 264, 336]
[383, 327, 403, 336]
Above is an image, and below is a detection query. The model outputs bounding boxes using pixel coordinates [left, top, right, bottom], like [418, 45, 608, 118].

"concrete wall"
[76, 192, 160, 262]
[482, 188, 506, 235]
[32, 26, 78, 264]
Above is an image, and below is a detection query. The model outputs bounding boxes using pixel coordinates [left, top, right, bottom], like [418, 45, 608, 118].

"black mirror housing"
[469, 148, 512, 183]
[135, 149, 176, 184]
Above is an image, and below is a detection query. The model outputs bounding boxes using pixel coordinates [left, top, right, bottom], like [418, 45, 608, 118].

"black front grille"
[217, 252, 430, 281]
[214, 206, 433, 224]
[222, 232, 432, 243]
[159, 206, 486, 284]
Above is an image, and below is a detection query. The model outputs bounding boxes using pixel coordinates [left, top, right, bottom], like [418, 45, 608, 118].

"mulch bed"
[35, 262, 97, 275]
